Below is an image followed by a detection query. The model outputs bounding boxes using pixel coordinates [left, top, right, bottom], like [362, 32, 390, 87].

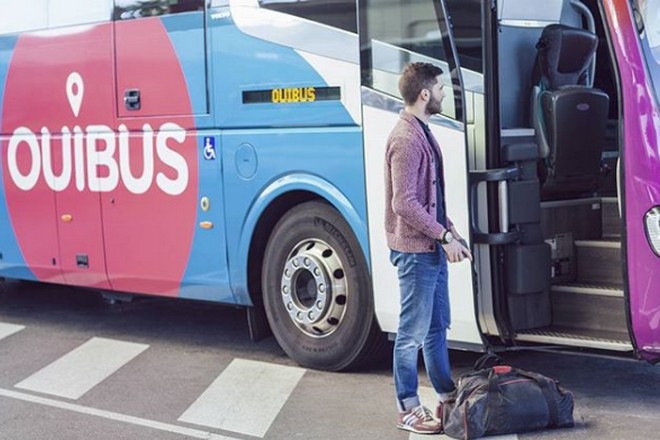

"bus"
[0, 0, 659, 371]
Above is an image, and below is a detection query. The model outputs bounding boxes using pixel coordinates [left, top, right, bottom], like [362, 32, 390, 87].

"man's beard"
[425, 95, 443, 115]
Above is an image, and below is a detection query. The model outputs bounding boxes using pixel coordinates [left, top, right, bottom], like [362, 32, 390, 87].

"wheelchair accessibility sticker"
[203, 137, 216, 160]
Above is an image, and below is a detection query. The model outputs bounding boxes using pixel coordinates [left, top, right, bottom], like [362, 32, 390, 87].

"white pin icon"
[66, 72, 84, 117]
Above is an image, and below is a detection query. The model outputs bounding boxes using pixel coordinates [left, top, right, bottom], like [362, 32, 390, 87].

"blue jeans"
[390, 248, 455, 412]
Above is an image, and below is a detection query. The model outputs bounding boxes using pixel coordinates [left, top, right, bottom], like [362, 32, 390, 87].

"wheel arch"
[236, 173, 371, 308]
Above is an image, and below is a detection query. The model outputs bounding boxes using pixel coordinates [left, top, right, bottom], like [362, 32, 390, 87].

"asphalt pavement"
[0, 280, 658, 440]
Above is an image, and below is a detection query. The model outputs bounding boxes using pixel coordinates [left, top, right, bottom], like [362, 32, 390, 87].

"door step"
[550, 283, 626, 333]
[516, 326, 632, 351]
[527, 197, 629, 352]
[551, 282, 623, 298]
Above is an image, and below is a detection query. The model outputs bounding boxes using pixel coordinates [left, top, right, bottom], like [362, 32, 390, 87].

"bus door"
[360, 0, 485, 349]
[610, 0, 660, 363]
[107, 0, 225, 297]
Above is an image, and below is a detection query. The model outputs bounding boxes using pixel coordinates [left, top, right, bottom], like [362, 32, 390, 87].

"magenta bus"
[0, 0, 659, 370]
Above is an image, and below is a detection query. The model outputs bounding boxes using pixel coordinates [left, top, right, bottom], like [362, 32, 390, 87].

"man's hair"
[398, 62, 444, 105]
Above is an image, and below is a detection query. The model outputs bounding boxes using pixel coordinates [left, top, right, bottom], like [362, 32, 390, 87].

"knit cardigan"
[384, 111, 453, 253]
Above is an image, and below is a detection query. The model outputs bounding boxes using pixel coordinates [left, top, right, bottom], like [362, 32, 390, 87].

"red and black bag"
[441, 365, 574, 439]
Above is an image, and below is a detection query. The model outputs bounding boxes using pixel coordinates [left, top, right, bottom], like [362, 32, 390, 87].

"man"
[384, 62, 472, 435]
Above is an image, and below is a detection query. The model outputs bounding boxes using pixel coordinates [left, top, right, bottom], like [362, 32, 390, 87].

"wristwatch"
[441, 230, 454, 245]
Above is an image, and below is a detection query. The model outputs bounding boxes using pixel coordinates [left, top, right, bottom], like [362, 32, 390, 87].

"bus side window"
[258, 0, 357, 34]
[0, 0, 48, 35]
[359, 0, 460, 121]
[114, 0, 205, 20]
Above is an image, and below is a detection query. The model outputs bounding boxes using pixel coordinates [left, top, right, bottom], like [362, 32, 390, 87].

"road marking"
[0, 387, 237, 440]
[410, 386, 518, 440]
[15, 337, 148, 399]
[179, 358, 306, 438]
[0, 322, 25, 341]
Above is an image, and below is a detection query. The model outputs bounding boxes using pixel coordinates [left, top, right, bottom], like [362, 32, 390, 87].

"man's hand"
[442, 240, 473, 263]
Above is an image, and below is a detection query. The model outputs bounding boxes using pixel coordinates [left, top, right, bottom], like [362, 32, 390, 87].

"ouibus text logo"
[6, 72, 189, 196]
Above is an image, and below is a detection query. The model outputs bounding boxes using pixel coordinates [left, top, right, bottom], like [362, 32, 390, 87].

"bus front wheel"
[262, 201, 384, 371]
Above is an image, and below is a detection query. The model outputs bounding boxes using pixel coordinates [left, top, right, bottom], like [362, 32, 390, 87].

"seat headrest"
[534, 24, 598, 89]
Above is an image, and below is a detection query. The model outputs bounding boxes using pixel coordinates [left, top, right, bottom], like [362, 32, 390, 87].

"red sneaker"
[396, 405, 442, 435]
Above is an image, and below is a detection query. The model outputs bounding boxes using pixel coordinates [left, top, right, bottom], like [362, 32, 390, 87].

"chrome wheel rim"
[280, 238, 348, 338]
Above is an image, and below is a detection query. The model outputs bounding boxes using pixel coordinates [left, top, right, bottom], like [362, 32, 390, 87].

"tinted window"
[445, 0, 482, 73]
[259, 0, 357, 33]
[359, 0, 461, 120]
[114, 0, 204, 20]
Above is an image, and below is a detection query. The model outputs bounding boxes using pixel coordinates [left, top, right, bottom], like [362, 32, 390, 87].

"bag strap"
[473, 352, 503, 371]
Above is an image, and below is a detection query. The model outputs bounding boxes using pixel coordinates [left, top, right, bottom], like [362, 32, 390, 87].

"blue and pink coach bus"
[0, 0, 659, 370]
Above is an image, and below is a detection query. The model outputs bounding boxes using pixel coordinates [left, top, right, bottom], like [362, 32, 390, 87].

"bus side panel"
[0, 35, 37, 281]
[209, 7, 358, 129]
[208, 6, 367, 304]
[106, 17, 201, 297]
[604, 0, 660, 362]
[178, 132, 235, 304]
[222, 129, 369, 305]
[115, 13, 209, 121]
[43, 27, 114, 290]
[160, 13, 233, 303]
[108, 12, 233, 300]
[1, 34, 62, 283]
[0, 26, 116, 287]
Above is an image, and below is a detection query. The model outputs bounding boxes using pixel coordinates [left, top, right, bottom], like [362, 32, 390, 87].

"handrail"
[469, 167, 521, 245]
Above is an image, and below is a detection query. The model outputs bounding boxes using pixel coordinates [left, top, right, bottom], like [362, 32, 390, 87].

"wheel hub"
[280, 239, 347, 338]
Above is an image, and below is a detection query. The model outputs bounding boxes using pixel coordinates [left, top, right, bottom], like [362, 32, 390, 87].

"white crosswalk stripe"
[2, 327, 306, 438]
[0, 324, 454, 439]
[0, 387, 240, 440]
[0, 322, 24, 341]
[178, 358, 306, 438]
[15, 336, 149, 400]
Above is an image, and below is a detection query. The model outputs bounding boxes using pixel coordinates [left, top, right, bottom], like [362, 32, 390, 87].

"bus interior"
[487, 0, 629, 353]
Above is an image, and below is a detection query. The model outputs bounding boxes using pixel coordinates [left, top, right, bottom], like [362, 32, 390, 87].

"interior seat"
[531, 24, 609, 199]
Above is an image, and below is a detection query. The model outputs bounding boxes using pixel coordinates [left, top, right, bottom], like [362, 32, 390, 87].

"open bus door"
[478, 0, 611, 347]
[360, 0, 485, 351]
[477, 0, 558, 343]
[604, 0, 660, 363]
[480, 0, 660, 363]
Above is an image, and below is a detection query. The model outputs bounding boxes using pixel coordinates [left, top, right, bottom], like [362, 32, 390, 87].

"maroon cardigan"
[385, 111, 453, 253]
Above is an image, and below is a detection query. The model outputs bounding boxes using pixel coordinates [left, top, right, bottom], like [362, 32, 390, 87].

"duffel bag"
[441, 365, 574, 439]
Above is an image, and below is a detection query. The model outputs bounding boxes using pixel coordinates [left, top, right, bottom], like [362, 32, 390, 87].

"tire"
[262, 200, 385, 371]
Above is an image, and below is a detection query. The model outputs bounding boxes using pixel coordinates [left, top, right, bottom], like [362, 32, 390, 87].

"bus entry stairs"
[516, 198, 633, 352]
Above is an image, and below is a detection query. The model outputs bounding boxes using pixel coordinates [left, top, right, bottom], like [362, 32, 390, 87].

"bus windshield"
[636, 0, 660, 102]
